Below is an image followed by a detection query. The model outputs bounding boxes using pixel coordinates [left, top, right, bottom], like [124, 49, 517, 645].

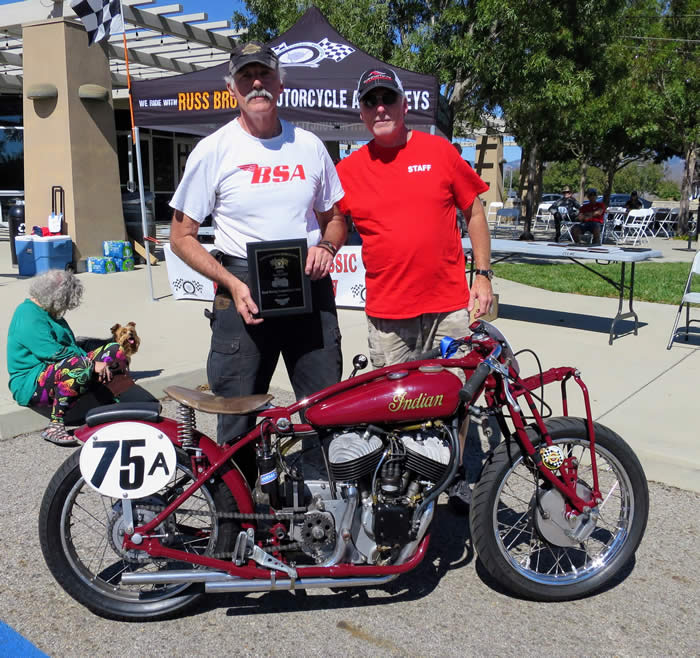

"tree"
[626, 0, 699, 232]
[456, 1, 631, 232]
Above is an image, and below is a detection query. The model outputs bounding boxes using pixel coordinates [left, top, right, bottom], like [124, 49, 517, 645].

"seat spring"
[176, 404, 196, 448]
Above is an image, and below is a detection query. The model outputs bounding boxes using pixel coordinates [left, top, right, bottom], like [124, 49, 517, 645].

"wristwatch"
[474, 269, 494, 280]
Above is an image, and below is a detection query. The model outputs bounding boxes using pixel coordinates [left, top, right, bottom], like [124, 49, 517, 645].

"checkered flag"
[318, 38, 354, 62]
[70, 0, 124, 45]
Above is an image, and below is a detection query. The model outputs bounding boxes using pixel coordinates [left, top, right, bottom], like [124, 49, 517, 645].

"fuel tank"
[305, 367, 462, 427]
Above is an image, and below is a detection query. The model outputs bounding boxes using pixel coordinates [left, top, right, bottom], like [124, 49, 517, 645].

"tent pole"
[134, 126, 156, 302]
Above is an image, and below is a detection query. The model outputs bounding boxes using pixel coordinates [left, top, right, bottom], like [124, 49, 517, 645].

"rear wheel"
[39, 448, 238, 621]
[470, 417, 648, 601]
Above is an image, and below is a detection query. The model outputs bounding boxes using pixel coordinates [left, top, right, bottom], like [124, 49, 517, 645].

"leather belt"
[219, 254, 248, 268]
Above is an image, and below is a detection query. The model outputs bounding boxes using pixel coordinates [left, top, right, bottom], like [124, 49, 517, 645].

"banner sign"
[330, 246, 365, 309]
[165, 244, 366, 308]
[132, 7, 443, 137]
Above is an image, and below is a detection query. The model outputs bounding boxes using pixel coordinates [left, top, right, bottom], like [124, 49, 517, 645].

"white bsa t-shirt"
[170, 118, 344, 258]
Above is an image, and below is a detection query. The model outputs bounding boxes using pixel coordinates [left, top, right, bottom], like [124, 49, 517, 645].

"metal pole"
[127, 131, 134, 193]
[134, 127, 156, 302]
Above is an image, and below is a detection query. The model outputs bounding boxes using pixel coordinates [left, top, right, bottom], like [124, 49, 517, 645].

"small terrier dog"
[110, 322, 141, 362]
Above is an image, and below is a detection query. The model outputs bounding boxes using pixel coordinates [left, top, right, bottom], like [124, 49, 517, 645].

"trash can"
[8, 201, 25, 267]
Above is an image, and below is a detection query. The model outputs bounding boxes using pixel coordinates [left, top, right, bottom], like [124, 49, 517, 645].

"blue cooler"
[15, 236, 36, 277]
[33, 236, 73, 273]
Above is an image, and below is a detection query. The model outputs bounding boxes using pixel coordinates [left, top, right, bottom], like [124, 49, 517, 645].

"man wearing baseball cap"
[336, 68, 493, 510]
[169, 40, 346, 484]
[549, 186, 580, 242]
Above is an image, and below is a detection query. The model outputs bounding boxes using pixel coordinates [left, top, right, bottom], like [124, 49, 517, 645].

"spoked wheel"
[470, 417, 649, 601]
[39, 449, 238, 621]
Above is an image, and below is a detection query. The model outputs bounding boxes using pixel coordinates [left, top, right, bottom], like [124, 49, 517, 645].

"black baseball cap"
[357, 68, 404, 100]
[229, 41, 279, 76]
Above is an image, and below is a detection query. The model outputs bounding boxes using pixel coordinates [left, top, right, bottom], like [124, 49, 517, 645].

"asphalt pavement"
[1, 228, 699, 655]
[0, 400, 697, 656]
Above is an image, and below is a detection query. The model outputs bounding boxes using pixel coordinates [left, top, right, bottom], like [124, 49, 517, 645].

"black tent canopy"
[131, 7, 450, 140]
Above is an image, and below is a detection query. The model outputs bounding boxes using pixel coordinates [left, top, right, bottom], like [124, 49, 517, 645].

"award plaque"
[247, 238, 312, 317]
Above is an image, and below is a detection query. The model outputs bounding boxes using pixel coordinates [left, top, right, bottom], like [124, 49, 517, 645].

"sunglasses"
[361, 90, 399, 109]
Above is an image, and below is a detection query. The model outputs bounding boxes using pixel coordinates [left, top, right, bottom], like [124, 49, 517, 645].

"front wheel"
[470, 417, 649, 601]
[39, 448, 238, 621]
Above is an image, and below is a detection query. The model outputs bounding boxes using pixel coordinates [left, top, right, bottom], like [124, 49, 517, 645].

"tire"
[39, 448, 239, 621]
[470, 417, 649, 601]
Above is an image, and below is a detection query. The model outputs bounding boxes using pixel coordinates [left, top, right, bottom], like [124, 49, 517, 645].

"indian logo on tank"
[388, 392, 444, 412]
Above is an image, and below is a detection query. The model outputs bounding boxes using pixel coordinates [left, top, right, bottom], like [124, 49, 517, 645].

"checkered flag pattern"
[318, 38, 354, 62]
[70, 0, 124, 45]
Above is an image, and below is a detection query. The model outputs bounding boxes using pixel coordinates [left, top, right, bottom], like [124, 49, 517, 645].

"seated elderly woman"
[7, 269, 130, 446]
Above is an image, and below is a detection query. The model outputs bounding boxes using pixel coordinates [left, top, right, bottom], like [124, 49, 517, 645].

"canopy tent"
[131, 6, 450, 140]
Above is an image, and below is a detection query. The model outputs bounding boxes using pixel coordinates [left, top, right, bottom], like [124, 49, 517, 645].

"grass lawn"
[491, 261, 700, 305]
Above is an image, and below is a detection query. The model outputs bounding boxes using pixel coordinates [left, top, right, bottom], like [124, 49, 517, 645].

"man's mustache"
[246, 89, 274, 102]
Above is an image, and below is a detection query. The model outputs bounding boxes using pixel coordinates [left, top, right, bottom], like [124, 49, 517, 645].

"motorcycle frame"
[74, 340, 602, 579]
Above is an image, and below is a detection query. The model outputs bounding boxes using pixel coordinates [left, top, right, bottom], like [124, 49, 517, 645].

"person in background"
[549, 186, 580, 242]
[453, 142, 468, 237]
[625, 191, 643, 211]
[572, 188, 607, 245]
[169, 41, 346, 485]
[6, 270, 129, 446]
[336, 68, 493, 510]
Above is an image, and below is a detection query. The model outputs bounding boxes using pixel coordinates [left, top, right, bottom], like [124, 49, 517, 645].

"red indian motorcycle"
[39, 321, 649, 621]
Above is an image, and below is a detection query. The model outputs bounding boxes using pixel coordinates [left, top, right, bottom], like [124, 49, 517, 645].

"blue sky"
[0, 0, 245, 18]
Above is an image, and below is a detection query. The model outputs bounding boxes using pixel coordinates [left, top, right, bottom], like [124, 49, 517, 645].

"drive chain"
[124, 504, 306, 561]
[135, 503, 305, 522]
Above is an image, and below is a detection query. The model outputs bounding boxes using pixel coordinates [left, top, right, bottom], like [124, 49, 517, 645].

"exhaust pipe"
[121, 570, 397, 592]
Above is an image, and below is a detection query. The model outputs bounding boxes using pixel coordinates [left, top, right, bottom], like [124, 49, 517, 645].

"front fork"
[488, 367, 603, 515]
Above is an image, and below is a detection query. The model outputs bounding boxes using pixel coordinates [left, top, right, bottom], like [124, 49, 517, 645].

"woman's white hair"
[29, 269, 84, 319]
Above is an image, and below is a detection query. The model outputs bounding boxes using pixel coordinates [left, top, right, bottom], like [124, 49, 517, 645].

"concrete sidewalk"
[1, 232, 698, 492]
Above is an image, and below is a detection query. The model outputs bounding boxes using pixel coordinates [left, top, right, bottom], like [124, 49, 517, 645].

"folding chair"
[651, 208, 673, 238]
[603, 206, 627, 244]
[533, 202, 553, 232]
[557, 206, 576, 242]
[620, 208, 654, 246]
[486, 202, 503, 234]
[667, 250, 700, 349]
[494, 207, 520, 238]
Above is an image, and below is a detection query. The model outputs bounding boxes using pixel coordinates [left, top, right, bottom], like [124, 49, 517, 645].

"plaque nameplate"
[247, 239, 312, 317]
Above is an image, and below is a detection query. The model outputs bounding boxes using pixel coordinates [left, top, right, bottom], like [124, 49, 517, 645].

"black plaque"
[247, 239, 312, 317]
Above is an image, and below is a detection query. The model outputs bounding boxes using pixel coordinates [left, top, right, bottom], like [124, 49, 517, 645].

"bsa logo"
[273, 39, 355, 68]
[238, 164, 307, 184]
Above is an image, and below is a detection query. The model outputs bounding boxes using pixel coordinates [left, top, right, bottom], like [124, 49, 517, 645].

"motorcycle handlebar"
[415, 346, 443, 360]
[459, 361, 492, 403]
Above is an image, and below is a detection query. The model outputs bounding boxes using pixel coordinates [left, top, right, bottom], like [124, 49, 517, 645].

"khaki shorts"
[367, 309, 470, 368]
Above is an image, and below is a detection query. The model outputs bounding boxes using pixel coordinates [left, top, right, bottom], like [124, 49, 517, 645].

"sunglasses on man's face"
[361, 90, 399, 109]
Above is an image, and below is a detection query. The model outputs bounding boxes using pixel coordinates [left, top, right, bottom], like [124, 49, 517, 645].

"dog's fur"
[110, 322, 141, 361]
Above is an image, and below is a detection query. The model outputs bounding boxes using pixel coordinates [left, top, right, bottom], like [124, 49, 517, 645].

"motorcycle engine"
[279, 428, 452, 566]
[327, 430, 450, 486]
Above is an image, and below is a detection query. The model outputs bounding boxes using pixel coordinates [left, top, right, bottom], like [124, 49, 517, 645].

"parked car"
[598, 193, 652, 209]
[541, 193, 563, 204]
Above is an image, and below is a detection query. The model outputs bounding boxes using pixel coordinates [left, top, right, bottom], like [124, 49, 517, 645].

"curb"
[0, 368, 207, 440]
